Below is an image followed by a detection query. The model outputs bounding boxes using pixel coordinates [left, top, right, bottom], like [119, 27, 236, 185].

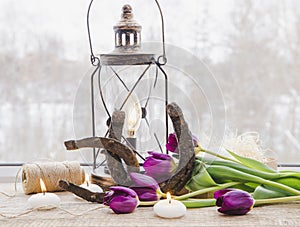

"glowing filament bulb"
[124, 93, 142, 137]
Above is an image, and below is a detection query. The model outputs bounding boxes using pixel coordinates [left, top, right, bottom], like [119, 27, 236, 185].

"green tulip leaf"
[245, 182, 260, 190]
[199, 156, 284, 180]
[274, 177, 300, 190]
[253, 185, 292, 199]
[226, 149, 276, 173]
[207, 165, 300, 195]
[186, 161, 217, 191]
[185, 180, 208, 191]
[231, 184, 255, 192]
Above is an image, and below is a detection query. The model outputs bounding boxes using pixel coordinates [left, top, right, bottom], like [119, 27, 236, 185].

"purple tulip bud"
[166, 133, 178, 153]
[104, 186, 138, 214]
[192, 135, 200, 147]
[166, 133, 199, 153]
[214, 189, 254, 215]
[130, 172, 160, 201]
[143, 152, 176, 183]
[214, 189, 235, 199]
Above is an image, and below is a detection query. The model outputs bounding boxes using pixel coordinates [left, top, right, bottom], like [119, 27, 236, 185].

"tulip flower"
[143, 152, 176, 183]
[130, 172, 162, 201]
[214, 189, 254, 215]
[166, 133, 178, 153]
[166, 133, 199, 153]
[104, 186, 138, 214]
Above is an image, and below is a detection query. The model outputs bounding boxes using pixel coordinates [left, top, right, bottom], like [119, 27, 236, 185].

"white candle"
[153, 192, 186, 218]
[74, 174, 103, 199]
[80, 183, 103, 193]
[28, 179, 60, 210]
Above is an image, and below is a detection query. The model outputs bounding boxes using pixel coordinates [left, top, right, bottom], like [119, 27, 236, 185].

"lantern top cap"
[100, 4, 155, 65]
[114, 4, 141, 31]
[122, 4, 132, 17]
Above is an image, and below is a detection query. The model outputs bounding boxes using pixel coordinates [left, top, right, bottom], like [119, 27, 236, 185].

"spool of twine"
[22, 161, 85, 195]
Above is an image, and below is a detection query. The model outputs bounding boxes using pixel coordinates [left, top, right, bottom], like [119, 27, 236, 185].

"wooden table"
[1, 183, 300, 226]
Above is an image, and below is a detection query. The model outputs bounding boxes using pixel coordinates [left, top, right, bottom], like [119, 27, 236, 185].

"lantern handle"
[154, 0, 167, 65]
[86, 0, 167, 66]
[87, 0, 100, 66]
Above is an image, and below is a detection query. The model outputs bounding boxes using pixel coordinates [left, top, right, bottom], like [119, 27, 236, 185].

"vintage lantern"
[86, 1, 169, 180]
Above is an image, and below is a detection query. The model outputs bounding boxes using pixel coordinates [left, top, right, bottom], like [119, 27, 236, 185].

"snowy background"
[0, 0, 300, 164]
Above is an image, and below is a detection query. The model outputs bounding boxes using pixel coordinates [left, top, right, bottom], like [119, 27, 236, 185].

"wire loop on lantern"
[157, 55, 167, 65]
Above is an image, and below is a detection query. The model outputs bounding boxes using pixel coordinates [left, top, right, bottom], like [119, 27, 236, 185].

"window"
[0, 0, 299, 165]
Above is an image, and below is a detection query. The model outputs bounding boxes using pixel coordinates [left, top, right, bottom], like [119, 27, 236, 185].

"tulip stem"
[181, 199, 216, 208]
[138, 201, 158, 206]
[157, 189, 167, 198]
[259, 178, 300, 196]
[174, 182, 240, 200]
[197, 148, 240, 164]
[254, 195, 300, 206]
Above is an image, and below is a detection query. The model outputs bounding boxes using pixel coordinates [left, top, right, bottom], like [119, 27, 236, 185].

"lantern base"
[100, 53, 155, 65]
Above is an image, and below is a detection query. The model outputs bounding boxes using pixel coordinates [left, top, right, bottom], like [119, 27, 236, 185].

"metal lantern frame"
[86, 0, 169, 171]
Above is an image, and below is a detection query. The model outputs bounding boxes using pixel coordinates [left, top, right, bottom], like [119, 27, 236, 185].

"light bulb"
[124, 93, 142, 137]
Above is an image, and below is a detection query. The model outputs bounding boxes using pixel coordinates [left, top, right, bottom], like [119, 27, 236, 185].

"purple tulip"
[214, 189, 254, 215]
[104, 186, 138, 214]
[143, 152, 176, 183]
[166, 133, 199, 153]
[130, 172, 160, 201]
[166, 133, 178, 153]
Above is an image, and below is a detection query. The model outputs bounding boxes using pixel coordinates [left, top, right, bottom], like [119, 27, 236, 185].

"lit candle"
[153, 192, 186, 218]
[74, 174, 103, 199]
[27, 179, 60, 210]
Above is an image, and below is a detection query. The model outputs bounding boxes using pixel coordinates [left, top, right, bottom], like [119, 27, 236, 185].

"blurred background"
[0, 0, 299, 164]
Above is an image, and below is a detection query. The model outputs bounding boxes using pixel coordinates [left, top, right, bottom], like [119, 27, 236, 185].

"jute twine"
[22, 161, 85, 194]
